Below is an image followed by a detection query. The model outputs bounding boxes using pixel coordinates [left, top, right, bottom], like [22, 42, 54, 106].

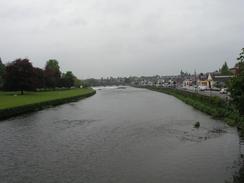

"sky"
[0, 0, 243, 79]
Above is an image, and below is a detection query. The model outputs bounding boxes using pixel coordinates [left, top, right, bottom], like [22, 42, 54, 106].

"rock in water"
[194, 121, 200, 128]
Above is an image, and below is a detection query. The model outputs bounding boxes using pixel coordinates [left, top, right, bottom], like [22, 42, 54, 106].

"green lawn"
[0, 88, 95, 110]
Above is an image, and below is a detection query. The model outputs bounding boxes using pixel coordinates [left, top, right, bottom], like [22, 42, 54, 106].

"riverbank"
[145, 86, 244, 130]
[0, 88, 96, 120]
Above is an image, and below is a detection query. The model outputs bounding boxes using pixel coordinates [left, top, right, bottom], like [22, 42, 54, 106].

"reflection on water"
[0, 87, 242, 183]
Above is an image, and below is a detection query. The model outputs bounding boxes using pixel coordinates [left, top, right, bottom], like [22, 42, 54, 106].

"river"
[0, 87, 242, 183]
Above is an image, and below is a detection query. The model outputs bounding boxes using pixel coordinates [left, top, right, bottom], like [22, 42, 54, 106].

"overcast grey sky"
[0, 0, 243, 78]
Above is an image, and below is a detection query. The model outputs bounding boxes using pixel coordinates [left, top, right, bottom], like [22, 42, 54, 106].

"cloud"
[0, 0, 243, 78]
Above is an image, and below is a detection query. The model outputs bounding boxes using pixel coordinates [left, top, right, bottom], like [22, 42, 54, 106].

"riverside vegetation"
[146, 49, 244, 131]
[0, 58, 96, 119]
[146, 86, 244, 130]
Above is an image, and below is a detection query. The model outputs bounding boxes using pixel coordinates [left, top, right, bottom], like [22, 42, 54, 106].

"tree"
[237, 48, 244, 62]
[33, 67, 45, 89]
[0, 58, 5, 75]
[83, 78, 99, 86]
[74, 77, 82, 88]
[45, 59, 60, 71]
[235, 48, 244, 75]
[220, 61, 231, 75]
[60, 71, 75, 88]
[0, 58, 5, 88]
[4, 59, 35, 95]
[180, 70, 184, 76]
[44, 59, 61, 89]
[228, 48, 244, 115]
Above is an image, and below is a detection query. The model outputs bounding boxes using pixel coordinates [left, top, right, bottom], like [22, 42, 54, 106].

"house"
[197, 73, 214, 89]
[155, 79, 165, 87]
[183, 79, 193, 87]
[198, 72, 233, 89]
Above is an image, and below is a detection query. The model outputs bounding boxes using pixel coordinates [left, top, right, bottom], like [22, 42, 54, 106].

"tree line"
[0, 58, 81, 94]
[229, 48, 244, 116]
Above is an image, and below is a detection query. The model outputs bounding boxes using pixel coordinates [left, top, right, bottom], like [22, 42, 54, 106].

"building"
[183, 79, 193, 87]
[198, 72, 233, 89]
[197, 73, 214, 89]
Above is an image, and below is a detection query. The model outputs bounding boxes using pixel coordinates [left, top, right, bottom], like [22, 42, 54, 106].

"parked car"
[220, 88, 227, 94]
[211, 87, 221, 91]
[198, 85, 207, 91]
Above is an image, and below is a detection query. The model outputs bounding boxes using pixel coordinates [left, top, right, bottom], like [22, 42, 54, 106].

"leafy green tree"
[61, 71, 75, 88]
[74, 77, 82, 88]
[33, 67, 45, 89]
[83, 78, 100, 86]
[0, 58, 5, 88]
[235, 48, 244, 75]
[81, 81, 89, 88]
[45, 59, 60, 71]
[4, 59, 35, 95]
[220, 61, 231, 75]
[237, 48, 244, 62]
[44, 59, 61, 89]
[228, 48, 244, 115]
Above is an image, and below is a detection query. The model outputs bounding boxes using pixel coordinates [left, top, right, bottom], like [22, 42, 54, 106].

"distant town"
[83, 61, 238, 92]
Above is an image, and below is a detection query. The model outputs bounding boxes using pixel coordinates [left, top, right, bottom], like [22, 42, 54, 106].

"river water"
[0, 87, 242, 183]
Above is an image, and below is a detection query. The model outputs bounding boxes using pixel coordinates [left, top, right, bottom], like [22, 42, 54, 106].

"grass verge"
[0, 88, 96, 120]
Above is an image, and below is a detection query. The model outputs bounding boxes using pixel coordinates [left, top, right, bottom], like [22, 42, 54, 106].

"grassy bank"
[145, 86, 244, 129]
[0, 88, 96, 120]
